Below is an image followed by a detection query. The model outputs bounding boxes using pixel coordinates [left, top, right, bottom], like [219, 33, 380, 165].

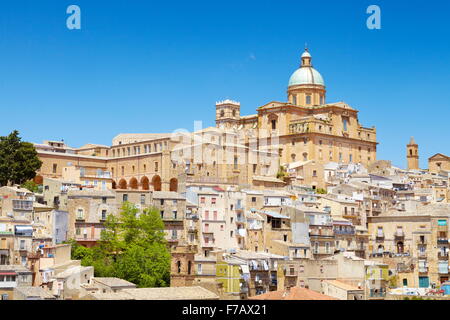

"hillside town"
[1, 49, 450, 300]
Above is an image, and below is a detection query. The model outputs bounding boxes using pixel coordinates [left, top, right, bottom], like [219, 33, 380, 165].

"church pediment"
[429, 153, 450, 161]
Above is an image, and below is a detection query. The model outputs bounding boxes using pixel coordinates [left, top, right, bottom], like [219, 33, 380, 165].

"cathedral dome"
[288, 67, 324, 86]
[288, 49, 325, 87]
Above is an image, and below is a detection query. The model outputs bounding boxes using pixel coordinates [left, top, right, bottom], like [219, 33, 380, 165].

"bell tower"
[170, 244, 197, 287]
[215, 99, 240, 129]
[407, 137, 419, 170]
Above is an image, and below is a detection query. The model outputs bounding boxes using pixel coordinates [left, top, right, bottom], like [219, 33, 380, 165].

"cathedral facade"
[215, 48, 378, 168]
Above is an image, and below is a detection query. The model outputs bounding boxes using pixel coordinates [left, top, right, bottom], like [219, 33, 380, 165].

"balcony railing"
[394, 231, 404, 239]
[417, 239, 427, 245]
[418, 251, 427, 258]
[437, 238, 449, 245]
[188, 226, 198, 232]
[0, 281, 17, 289]
[439, 267, 449, 274]
[162, 216, 184, 222]
[334, 230, 355, 235]
[438, 252, 449, 260]
[369, 290, 386, 298]
[80, 171, 111, 179]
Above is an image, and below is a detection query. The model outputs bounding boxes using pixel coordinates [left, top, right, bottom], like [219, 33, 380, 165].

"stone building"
[367, 203, 450, 287]
[34, 49, 378, 194]
[66, 189, 117, 247]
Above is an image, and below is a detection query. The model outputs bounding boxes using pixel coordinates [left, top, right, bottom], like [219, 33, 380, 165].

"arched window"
[303, 152, 308, 161]
[177, 261, 181, 273]
[188, 261, 192, 275]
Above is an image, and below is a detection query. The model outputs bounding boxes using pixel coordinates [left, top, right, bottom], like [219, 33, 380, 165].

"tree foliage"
[21, 180, 40, 193]
[276, 165, 288, 180]
[68, 203, 171, 288]
[0, 130, 42, 186]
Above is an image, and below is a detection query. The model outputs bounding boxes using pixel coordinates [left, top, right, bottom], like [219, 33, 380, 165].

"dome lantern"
[287, 48, 326, 107]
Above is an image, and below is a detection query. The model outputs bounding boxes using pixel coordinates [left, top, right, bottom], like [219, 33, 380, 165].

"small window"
[306, 95, 311, 105]
[342, 117, 348, 131]
[271, 120, 276, 130]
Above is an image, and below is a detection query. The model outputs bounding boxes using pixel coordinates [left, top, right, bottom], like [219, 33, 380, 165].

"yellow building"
[215, 260, 242, 298]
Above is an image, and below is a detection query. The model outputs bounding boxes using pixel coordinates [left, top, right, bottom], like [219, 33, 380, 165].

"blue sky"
[0, 0, 449, 169]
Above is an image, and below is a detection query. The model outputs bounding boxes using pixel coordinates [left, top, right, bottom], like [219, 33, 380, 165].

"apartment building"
[67, 189, 117, 247]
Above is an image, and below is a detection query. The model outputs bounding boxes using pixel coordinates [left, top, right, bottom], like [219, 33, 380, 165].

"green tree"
[0, 130, 42, 186]
[276, 165, 288, 180]
[72, 204, 171, 288]
[21, 180, 40, 193]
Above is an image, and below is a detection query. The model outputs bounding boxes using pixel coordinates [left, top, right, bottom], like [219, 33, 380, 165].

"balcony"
[75, 237, 97, 242]
[368, 290, 386, 299]
[439, 267, 449, 275]
[438, 252, 449, 260]
[394, 231, 405, 240]
[437, 238, 449, 245]
[375, 233, 385, 240]
[334, 229, 355, 236]
[309, 226, 334, 238]
[236, 215, 246, 223]
[416, 238, 427, 245]
[418, 267, 428, 273]
[80, 170, 111, 179]
[418, 251, 427, 258]
[187, 225, 198, 233]
[162, 216, 184, 222]
[0, 280, 17, 289]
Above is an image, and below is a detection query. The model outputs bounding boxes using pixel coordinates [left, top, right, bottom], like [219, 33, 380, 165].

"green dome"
[288, 49, 325, 87]
[288, 67, 325, 86]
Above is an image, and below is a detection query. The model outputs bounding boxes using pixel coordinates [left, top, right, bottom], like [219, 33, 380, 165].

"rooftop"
[86, 286, 219, 300]
[92, 277, 137, 288]
[249, 286, 337, 300]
